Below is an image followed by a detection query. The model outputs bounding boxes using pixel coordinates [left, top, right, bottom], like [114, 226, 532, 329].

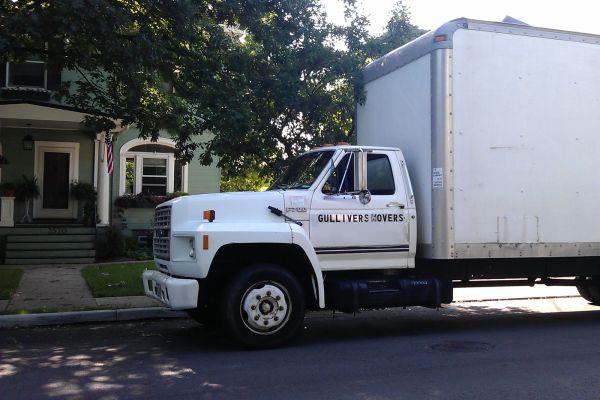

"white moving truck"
[143, 19, 600, 348]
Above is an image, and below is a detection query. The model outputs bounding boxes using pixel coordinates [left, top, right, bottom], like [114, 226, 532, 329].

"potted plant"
[70, 181, 97, 226]
[0, 182, 16, 197]
[16, 175, 40, 223]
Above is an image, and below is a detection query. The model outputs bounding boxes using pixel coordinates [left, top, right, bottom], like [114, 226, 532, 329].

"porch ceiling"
[0, 102, 122, 131]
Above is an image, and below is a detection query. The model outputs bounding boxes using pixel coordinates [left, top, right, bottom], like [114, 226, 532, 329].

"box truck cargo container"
[143, 19, 600, 348]
[358, 18, 600, 281]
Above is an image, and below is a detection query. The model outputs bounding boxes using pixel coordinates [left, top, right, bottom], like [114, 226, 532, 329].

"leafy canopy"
[0, 0, 423, 189]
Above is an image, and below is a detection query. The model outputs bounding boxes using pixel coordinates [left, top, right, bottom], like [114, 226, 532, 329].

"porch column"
[0, 196, 15, 227]
[96, 133, 110, 225]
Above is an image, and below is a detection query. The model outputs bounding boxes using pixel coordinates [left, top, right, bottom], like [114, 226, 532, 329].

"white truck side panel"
[452, 29, 600, 249]
[357, 54, 433, 245]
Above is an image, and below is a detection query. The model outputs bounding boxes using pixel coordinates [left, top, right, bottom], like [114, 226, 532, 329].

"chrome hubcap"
[241, 283, 289, 334]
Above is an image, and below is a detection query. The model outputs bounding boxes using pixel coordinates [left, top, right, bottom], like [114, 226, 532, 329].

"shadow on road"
[1, 303, 599, 399]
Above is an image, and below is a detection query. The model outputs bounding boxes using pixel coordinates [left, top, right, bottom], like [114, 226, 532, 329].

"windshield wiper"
[270, 184, 289, 191]
[268, 206, 303, 226]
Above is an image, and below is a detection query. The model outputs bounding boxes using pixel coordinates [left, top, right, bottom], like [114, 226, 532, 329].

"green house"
[0, 61, 220, 264]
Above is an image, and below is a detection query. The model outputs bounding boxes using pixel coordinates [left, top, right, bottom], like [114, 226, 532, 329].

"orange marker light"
[203, 210, 216, 222]
[434, 34, 448, 43]
[203, 234, 209, 250]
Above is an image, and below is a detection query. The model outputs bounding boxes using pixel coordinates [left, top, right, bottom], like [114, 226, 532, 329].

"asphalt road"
[1, 297, 600, 400]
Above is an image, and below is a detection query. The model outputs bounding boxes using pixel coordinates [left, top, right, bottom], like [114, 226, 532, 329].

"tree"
[0, 0, 423, 190]
[0, 0, 238, 160]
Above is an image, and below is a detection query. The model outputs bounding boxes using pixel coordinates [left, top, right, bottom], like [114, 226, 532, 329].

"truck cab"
[143, 145, 450, 348]
[272, 146, 416, 270]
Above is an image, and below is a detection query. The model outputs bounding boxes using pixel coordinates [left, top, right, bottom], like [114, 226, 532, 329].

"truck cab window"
[269, 150, 334, 190]
[367, 154, 395, 195]
[322, 153, 355, 194]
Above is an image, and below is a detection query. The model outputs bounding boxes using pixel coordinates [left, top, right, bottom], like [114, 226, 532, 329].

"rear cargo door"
[310, 150, 410, 270]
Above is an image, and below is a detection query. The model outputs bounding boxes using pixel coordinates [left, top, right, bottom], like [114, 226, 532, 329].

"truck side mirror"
[358, 189, 371, 205]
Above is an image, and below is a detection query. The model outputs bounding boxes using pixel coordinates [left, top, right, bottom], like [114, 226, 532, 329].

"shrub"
[95, 227, 126, 260]
[70, 182, 97, 226]
[114, 192, 188, 208]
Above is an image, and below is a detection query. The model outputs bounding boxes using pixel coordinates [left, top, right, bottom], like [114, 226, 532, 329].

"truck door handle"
[387, 202, 405, 209]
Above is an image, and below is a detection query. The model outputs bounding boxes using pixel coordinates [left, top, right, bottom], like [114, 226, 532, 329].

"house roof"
[0, 100, 122, 131]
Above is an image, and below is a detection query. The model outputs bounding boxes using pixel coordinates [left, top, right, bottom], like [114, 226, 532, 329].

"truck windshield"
[269, 150, 334, 190]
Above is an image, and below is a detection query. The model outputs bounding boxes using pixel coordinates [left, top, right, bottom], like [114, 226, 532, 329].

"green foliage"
[70, 181, 98, 226]
[95, 227, 126, 260]
[1, 0, 423, 183]
[0, 268, 23, 300]
[81, 262, 156, 297]
[114, 192, 187, 208]
[0, 182, 16, 196]
[70, 181, 96, 201]
[221, 163, 273, 192]
[15, 175, 39, 201]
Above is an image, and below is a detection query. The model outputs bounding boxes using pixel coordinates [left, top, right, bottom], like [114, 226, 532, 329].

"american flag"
[105, 131, 114, 174]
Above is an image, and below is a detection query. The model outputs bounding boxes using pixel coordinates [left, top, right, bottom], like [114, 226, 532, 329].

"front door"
[310, 150, 411, 271]
[34, 141, 79, 219]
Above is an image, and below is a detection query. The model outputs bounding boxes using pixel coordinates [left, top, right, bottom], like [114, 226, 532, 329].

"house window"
[119, 140, 188, 196]
[6, 58, 47, 88]
[124, 157, 135, 194]
[142, 157, 168, 195]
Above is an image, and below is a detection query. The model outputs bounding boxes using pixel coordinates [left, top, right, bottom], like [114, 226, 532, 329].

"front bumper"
[142, 270, 199, 310]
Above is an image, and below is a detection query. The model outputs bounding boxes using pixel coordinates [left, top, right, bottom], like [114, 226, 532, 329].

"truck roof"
[363, 17, 600, 84]
[307, 145, 399, 152]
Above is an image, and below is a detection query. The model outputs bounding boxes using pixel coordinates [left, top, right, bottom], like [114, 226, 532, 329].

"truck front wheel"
[576, 276, 600, 305]
[221, 264, 306, 349]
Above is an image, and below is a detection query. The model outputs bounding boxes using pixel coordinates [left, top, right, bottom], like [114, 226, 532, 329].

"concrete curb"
[0, 307, 188, 328]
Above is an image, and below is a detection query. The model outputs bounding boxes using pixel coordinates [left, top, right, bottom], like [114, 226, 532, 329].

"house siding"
[110, 127, 220, 237]
[110, 127, 220, 201]
[0, 127, 95, 220]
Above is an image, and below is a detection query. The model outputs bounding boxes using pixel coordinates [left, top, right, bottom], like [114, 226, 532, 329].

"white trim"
[93, 135, 99, 188]
[33, 141, 80, 219]
[118, 137, 188, 196]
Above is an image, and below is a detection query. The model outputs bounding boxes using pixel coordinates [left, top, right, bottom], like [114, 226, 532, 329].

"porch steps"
[4, 226, 96, 265]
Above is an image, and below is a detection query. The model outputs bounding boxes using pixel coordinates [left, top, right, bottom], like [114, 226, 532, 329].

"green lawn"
[81, 261, 156, 298]
[0, 268, 23, 300]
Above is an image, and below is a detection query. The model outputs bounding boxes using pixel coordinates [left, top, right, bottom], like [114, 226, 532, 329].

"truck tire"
[186, 305, 218, 326]
[576, 277, 600, 305]
[221, 264, 306, 349]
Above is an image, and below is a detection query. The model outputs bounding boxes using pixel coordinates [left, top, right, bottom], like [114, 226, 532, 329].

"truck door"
[310, 149, 410, 270]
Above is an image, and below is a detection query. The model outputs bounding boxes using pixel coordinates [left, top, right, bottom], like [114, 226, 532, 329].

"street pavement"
[1, 295, 599, 400]
[0, 263, 590, 329]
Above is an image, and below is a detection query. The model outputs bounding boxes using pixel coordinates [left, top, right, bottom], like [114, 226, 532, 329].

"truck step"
[325, 276, 453, 313]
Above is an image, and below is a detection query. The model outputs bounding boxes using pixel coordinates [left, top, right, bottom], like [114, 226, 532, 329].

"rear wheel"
[576, 277, 600, 305]
[221, 264, 306, 349]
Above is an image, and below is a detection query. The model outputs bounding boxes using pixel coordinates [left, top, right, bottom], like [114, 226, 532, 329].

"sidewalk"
[0, 263, 185, 328]
[0, 263, 584, 328]
[1, 264, 161, 313]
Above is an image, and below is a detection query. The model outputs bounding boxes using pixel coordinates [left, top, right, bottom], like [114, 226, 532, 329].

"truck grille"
[153, 206, 171, 260]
